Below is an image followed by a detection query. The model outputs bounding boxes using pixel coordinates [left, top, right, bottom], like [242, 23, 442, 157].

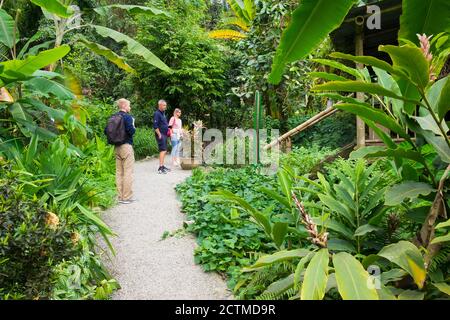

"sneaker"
[162, 166, 171, 172]
[158, 167, 167, 174]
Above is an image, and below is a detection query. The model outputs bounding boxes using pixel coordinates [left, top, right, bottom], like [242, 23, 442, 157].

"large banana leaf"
[301, 248, 329, 300]
[227, 0, 250, 25]
[94, 4, 170, 17]
[333, 252, 379, 300]
[399, 0, 450, 44]
[30, 0, 74, 18]
[78, 39, 135, 73]
[268, 0, 357, 84]
[91, 25, 172, 73]
[25, 77, 74, 100]
[0, 9, 16, 49]
[1, 45, 70, 78]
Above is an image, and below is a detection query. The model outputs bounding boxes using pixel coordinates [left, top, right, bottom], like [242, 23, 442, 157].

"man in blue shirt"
[109, 98, 136, 204]
[153, 99, 171, 174]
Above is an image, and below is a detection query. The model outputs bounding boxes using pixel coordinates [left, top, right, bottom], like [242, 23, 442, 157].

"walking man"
[105, 98, 136, 204]
[153, 99, 171, 174]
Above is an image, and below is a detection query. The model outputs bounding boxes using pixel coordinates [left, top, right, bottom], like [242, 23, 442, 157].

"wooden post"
[355, 22, 366, 148]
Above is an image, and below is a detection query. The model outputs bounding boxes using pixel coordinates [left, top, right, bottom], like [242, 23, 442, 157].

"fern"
[428, 244, 450, 273]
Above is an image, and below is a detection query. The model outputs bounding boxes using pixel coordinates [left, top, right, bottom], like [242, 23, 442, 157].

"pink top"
[169, 117, 182, 139]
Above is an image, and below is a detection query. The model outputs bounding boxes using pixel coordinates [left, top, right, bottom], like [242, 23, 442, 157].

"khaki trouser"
[115, 144, 134, 201]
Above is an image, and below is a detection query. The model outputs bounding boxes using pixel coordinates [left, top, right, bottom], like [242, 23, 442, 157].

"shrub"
[133, 128, 159, 160]
[0, 162, 76, 299]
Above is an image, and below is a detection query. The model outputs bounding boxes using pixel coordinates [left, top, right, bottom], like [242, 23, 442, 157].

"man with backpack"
[105, 98, 136, 204]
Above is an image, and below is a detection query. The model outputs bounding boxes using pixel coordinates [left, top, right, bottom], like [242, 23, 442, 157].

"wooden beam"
[264, 107, 339, 150]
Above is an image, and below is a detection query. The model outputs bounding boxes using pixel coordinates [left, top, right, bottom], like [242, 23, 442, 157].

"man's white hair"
[158, 99, 167, 105]
[116, 98, 130, 109]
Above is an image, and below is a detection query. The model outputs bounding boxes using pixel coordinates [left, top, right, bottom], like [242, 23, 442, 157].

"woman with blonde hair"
[168, 108, 182, 167]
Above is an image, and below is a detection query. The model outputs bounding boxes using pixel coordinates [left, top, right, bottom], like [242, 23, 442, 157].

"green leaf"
[331, 102, 410, 140]
[294, 251, 315, 289]
[0, 9, 17, 49]
[420, 130, 450, 163]
[91, 25, 172, 73]
[313, 217, 355, 240]
[399, 0, 450, 45]
[379, 45, 430, 90]
[397, 290, 425, 300]
[350, 146, 386, 159]
[268, 0, 357, 84]
[311, 58, 362, 79]
[312, 81, 423, 109]
[318, 194, 354, 226]
[25, 77, 74, 100]
[433, 282, 450, 296]
[277, 168, 292, 205]
[413, 114, 449, 136]
[245, 249, 310, 269]
[258, 187, 290, 209]
[94, 5, 170, 17]
[361, 148, 427, 167]
[431, 233, 450, 244]
[272, 222, 288, 248]
[78, 39, 135, 73]
[354, 224, 380, 237]
[385, 181, 435, 206]
[333, 252, 379, 300]
[1, 45, 70, 77]
[435, 218, 450, 229]
[301, 248, 329, 300]
[381, 269, 408, 284]
[30, 0, 74, 18]
[436, 76, 450, 121]
[308, 72, 348, 82]
[372, 66, 404, 120]
[263, 274, 295, 296]
[327, 239, 356, 253]
[397, 77, 421, 115]
[378, 241, 426, 289]
[329, 52, 402, 77]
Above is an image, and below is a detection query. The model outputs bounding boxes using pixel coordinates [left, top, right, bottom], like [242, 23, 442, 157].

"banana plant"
[26, 0, 172, 73]
[208, 0, 256, 40]
[269, 0, 450, 84]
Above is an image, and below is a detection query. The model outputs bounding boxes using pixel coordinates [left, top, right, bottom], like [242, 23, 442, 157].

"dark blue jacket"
[153, 109, 169, 136]
[105, 111, 136, 145]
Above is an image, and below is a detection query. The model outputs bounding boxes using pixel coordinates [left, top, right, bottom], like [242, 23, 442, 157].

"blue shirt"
[153, 109, 169, 136]
[105, 111, 135, 145]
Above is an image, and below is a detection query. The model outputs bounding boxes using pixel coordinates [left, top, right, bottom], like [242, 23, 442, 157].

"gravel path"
[100, 158, 232, 300]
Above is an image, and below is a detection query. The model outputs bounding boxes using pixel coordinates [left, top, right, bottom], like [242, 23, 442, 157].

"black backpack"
[105, 113, 126, 145]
